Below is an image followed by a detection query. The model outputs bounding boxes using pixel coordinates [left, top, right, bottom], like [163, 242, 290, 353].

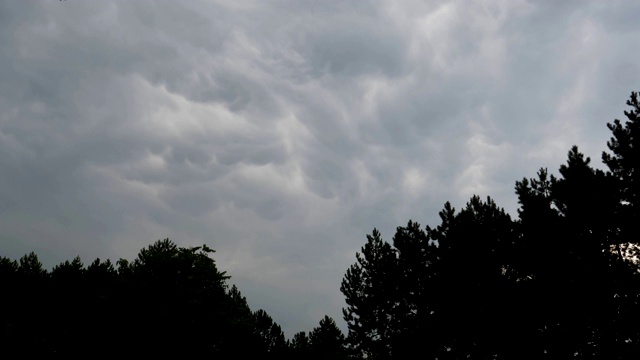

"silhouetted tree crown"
[342, 90, 640, 359]
[0, 239, 302, 358]
[309, 315, 347, 359]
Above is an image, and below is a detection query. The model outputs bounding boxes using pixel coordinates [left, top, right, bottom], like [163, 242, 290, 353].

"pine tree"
[602, 91, 640, 252]
[340, 228, 398, 359]
[309, 315, 347, 360]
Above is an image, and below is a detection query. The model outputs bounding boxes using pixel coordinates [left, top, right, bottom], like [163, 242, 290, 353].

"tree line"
[2, 91, 640, 358]
[0, 240, 347, 358]
[341, 91, 640, 359]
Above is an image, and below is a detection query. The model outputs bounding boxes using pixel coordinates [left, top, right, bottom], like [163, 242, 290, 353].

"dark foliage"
[0, 239, 303, 357]
[342, 91, 640, 359]
[309, 315, 348, 359]
[1, 238, 345, 358]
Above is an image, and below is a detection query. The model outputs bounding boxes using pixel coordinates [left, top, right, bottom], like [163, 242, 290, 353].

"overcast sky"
[1, 0, 639, 337]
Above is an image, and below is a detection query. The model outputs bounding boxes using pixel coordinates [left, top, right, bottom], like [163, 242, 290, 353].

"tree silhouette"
[0, 256, 19, 354]
[603, 91, 640, 257]
[429, 196, 518, 358]
[600, 92, 640, 357]
[48, 256, 86, 355]
[391, 220, 437, 358]
[511, 147, 623, 357]
[341, 228, 398, 359]
[290, 331, 312, 357]
[13, 252, 49, 354]
[309, 315, 347, 360]
[342, 91, 640, 359]
[1, 238, 290, 357]
[253, 308, 288, 358]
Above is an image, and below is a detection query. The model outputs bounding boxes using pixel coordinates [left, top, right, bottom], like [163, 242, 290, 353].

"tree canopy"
[341, 91, 640, 359]
[1, 238, 347, 358]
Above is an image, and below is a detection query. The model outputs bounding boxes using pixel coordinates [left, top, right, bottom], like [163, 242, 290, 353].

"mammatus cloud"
[1, 0, 639, 335]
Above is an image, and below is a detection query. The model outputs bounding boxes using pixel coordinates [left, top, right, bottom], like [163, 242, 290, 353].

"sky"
[1, 0, 639, 337]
